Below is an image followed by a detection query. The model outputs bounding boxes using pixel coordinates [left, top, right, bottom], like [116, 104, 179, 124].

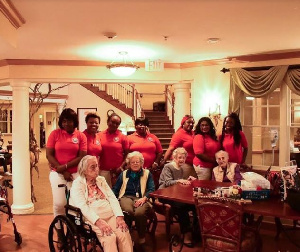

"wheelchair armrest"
[65, 204, 82, 214]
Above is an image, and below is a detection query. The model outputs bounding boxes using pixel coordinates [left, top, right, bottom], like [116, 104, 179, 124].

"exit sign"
[145, 60, 164, 71]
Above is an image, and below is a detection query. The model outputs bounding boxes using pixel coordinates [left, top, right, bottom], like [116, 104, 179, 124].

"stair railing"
[165, 85, 175, 128]
[91, 83, 134, 110]
[135, 90, 144, 119]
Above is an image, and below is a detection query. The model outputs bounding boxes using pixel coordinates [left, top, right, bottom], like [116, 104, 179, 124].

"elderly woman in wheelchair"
[70, 155, 133, 252]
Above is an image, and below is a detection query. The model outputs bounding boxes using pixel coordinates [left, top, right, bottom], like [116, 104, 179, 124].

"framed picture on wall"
[77, 108, 97, 131]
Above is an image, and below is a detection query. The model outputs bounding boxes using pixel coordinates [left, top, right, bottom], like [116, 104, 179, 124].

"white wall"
[67, 84, 133, 132]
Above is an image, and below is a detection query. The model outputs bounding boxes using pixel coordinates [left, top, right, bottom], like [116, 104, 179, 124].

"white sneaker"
[4, 171, 12, 176]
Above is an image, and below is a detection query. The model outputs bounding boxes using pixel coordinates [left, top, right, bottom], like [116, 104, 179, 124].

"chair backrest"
[195, 197, 244, 252]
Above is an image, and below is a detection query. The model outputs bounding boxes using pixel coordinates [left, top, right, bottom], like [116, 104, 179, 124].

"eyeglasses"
[130, 161, 140, 164]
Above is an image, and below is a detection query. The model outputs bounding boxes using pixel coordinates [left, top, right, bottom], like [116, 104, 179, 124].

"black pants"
[0, 153, 11, 172]
[160, 199, 196, 234]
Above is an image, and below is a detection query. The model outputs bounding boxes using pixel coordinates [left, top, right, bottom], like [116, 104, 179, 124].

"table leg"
[274, 217, 282, 240]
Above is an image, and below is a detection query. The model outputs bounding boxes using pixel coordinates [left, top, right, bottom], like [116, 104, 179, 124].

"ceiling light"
[207, 38, 221, 44]
[106, 51, 139, 77]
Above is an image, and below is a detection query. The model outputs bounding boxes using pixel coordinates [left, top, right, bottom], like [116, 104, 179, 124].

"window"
[0, 109, 12, 134]
[241, 89, 280, 167]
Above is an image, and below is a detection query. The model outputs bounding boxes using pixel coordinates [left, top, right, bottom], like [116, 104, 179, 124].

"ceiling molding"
[1, 50, 300, 69]
[0, 0, 25, 29]
[0, 89, 68, 99]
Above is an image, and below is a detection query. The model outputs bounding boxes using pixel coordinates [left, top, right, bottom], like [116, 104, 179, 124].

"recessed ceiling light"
[207, 38, 221, 44]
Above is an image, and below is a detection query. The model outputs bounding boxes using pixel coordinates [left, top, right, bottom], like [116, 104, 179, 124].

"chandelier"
[106, 51, 139, 77]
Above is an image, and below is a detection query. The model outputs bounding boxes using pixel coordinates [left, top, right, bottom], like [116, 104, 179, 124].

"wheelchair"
[48, 184, 103, 252]
[0, 178, 22, 245]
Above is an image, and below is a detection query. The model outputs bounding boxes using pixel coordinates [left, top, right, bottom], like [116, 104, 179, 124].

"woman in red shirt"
[161, 115, 196, 179]
[99, 112, 129, 187]
[128, 117, 163, 170]
[193, 117, 220, 180]
[82, 113, 102, 160]
[219, 113, 248, 168]
[46, 108, 87, 217]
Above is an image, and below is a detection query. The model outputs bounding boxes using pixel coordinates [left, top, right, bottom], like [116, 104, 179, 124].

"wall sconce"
[208, 104, 222, 128]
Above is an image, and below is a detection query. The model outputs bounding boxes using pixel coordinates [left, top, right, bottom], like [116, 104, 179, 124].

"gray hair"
[126, 151, 144, 167]
[78, 155, 98, 177]
[172, 147, 187, 159]
[215, 150, 229, 159]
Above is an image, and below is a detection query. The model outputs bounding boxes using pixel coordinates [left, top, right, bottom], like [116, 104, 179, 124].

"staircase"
[144, 110, 174, 152]
[81, 83, 134, 117]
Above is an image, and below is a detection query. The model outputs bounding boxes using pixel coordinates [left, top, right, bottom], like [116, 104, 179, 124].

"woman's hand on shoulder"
[116, 216, 128, 232]
[95, 219, 113, 236]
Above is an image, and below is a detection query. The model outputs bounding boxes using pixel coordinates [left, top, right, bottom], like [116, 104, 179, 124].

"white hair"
[215, 150, 229, 159]
[126, 151, 144, 167]
[78, 155, 98, 177]
[172, 147, 187, 159]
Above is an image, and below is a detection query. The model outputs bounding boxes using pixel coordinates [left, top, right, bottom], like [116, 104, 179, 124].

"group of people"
[46, 108, 248, 251]
[162, 113, 248, 182]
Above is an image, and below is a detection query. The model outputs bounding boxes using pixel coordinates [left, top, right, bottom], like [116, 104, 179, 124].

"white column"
[10, 80, 34, 214]
[173, 82, 191, 129]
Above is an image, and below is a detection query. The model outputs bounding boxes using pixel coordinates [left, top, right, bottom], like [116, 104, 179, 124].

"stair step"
[150, 129, 174, 133]
[153, 133, 174, 138]
[149, 120, 171, 124]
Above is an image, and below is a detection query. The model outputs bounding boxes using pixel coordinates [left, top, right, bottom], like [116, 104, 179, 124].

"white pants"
[193, 165, 211, 180]
[88, 200, 133, 252]
[49, 171, 79, 217]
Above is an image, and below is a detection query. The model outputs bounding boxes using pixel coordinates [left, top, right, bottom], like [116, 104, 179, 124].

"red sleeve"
[46, 130, 57, 148]
[121, 134, 129, 150]
[240, 131, 248, 148]
[193, 134, 205, 154]
[153, 134, 163, 153]
[78, 132, 87, 151]
[169, 130, 183, 148]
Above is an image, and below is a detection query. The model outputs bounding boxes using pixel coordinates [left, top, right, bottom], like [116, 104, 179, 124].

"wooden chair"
[195, 197, 262, 252]
[150, 167, 174, 238]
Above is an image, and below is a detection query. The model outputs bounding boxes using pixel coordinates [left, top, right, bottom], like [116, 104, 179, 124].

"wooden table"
[150, 180, 300, 247]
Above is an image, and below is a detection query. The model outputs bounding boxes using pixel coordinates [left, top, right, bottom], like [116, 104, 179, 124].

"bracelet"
[153, 162, 158, 166]
[65, 163, 68, 170]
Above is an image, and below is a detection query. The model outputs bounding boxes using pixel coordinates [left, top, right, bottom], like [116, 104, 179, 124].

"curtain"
[285, 69, 300, 96]
[228, 77, 243, 114]
[230, 65, 288, 97]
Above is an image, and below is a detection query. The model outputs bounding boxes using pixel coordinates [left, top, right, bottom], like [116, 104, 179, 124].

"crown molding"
[0, 0, 25, 28]
[1, 50, 300, 69]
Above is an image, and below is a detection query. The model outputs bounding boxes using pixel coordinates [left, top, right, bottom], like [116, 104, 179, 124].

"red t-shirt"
[128, 132, 163, 169]
[193, 134, 220, 168]
[99, 129, 129, 171]
[220, 130, 248, 164]
[169, 128, 194, 165]
[46, 129, 87, 174]
[83, 130, 102, 158]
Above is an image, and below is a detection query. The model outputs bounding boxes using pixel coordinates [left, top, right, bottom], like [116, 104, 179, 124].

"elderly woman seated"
[212, 150, 243, 184]
[159, 147, 197, 248]
[70, 155, 133, 252]
[113, 151, 155, 246]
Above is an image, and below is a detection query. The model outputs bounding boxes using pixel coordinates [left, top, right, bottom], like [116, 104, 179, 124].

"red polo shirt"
[169, 128, 195, 165]
[128, 132, 163, 169]
[83, 130, 102, 158]
[46, 129, 87, 174]
[193, 134, 220, 168]
[220, 130, 248, 164]
[99, 129, 129, 171]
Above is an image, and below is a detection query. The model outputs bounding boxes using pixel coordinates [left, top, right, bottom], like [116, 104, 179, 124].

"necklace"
[132, 180, 140, 198]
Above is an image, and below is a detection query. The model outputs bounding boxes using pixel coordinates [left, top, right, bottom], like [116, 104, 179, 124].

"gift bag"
[280, 161, 297, 200]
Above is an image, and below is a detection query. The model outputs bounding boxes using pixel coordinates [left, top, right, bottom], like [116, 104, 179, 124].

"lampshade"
[106, 52, 139, 77]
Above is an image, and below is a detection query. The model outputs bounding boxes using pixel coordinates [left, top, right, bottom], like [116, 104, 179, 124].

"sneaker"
[4, 171, 12, 176]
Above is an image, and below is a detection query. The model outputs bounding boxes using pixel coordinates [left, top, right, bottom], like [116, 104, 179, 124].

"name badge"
[113, 137, 119, 142]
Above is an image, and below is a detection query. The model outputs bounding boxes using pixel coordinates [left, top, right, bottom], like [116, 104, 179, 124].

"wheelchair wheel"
[169, 234, 184, 252]
[48, 215, 82, 252]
